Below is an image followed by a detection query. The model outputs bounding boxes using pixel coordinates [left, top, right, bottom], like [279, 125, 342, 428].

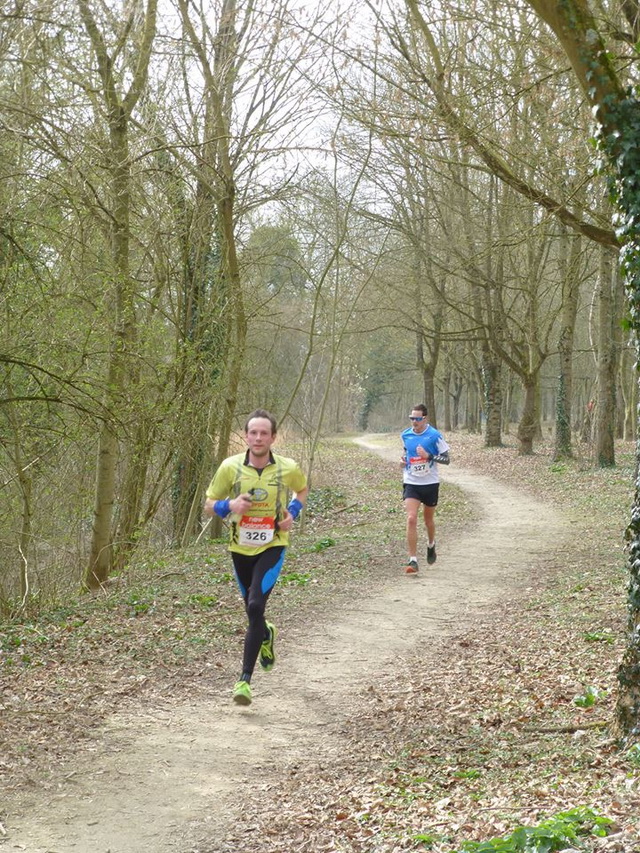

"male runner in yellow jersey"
[204, 409, 308, 706]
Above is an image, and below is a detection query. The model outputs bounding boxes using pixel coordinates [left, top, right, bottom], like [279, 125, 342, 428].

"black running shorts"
[403, 482, 440, 506]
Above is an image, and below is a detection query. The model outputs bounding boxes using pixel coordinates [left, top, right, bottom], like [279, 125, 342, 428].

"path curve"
[4, 438, 569, 853]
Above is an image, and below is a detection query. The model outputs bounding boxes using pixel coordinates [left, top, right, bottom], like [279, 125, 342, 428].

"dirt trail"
[3, 437, 569, 853]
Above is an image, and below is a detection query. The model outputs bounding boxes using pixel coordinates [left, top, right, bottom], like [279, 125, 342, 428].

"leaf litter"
[1, 433, 639, 851]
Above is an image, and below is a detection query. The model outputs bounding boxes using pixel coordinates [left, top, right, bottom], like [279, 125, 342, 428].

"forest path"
[3, 436, 569, 853]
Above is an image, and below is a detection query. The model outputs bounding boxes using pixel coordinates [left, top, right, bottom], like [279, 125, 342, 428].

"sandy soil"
[1, 437, 569, 853]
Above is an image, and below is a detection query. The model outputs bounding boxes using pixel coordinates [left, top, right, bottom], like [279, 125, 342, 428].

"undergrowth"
[1, 434, 638, 852]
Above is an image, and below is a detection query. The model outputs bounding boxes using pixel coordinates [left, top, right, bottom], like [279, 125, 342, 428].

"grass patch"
[1, 433, 637, 852]
[216, 434, 638, 853]
[455, 806, 612, 852]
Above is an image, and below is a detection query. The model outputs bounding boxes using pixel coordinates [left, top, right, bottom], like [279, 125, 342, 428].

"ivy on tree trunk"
[522, 0, 640, 741]
[601, 94, 640, 741]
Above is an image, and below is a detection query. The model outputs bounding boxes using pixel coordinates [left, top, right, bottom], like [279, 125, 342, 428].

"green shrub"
[454, 806, 612, 853]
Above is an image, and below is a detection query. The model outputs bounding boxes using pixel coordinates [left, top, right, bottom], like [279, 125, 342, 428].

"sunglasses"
[409, 416, 424, 421]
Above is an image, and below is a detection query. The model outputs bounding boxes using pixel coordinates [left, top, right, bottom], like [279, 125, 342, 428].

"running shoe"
[405, 558, 419, 574]
[259, 621, 277, 672]
[232, 680, 252, 706]
[427, 543, 437, 565]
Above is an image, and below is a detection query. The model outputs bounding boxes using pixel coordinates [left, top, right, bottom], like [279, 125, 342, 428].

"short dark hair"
[245, 408, 277, 435]
[412, 403, 428, 416]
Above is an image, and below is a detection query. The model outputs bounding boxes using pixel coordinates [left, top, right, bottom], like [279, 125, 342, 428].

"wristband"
[287, 498, 303, 520]
[431, 452, 450, 465]
[213, 499, 231, 518]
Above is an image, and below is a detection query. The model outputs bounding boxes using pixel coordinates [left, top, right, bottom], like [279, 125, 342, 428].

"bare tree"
[553, 221, 584, 461]
[517, 0, 640, 740]
[76, 0, 158, 589]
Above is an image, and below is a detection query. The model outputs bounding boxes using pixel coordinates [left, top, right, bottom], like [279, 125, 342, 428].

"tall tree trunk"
[87, 125, 136, 588]
[170, 155, 221, 543]
[517, 374, 538, 455]
[554, 223, 581, 461]
[472, 275, 504, 447]
[483, 358, 503, 447]
[214, 184, 247, 470]
[466, 377, 480, 433]
[422, 356, 436, 422]
[79, 0, 158, 589]
[483, 177, 504, 447]
[595, 245, 616, 467]
[413, 247, 440, 424]
[620, 340, 637, 441]
[176, 0, 247, 543]
[443, 371, 452, 432]
[114, 421, 154, 572]
[522, 0, 640, 740]
[209, 0, 247, 474]
[6, 392, 32, 603]
[503, 375, 515, 435]
[462, 172, 504, 447]
[414, 300, 437, 421]
[613, 264, 626, 440]
[451, 374, 463, 430]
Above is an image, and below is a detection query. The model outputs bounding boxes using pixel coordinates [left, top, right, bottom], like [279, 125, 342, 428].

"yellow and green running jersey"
[206, 451, 307, 555]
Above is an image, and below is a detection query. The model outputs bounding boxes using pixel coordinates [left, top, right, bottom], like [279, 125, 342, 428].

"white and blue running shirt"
[401, 425, 449, 486]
